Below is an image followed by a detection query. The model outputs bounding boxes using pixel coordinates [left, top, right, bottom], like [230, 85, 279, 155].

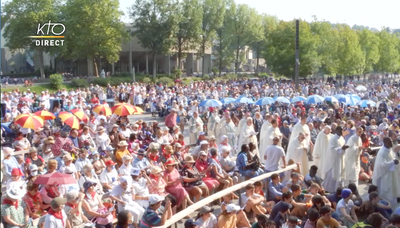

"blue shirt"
[133, 157, 151, 170]
[268, 181, 285, 200]
[2, 157, 19, 178]
[139, 207, 164, 228]
[237, 152, 248, 173]
[394, 206, 400, 215]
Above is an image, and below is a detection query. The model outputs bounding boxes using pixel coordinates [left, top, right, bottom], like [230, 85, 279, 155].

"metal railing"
[154, 164, 298, 228]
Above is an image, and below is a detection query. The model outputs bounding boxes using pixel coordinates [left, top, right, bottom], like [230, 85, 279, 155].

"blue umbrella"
[274, 97, 290, 104]
[346, 95, 361, 106]
[234, 97, 255, 104]
[255, 97, 275, 106]
[357, 100, 377, 108]
[220, 98, 235, 104]
[334, 94, 353, 105]
[324, 96, 339, 103]
[199, 99, 223, 107]
[290, 96, 307, 103]
[306, 95, 324, 104]
[348, 94, 361, 101]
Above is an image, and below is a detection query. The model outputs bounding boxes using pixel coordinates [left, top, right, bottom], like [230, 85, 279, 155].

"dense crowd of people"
[1, 76, 400, 228]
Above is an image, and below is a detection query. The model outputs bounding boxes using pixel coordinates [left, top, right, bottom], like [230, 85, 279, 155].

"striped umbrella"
[14, 113, 44, 129]
[357, 100, 377, 108]
[132, 106, 144, 114]
[221, 98, 235, 104]
[255, 97, 275, 106]
[306, 95, 324, 104]
[290, 96, 307, 103]
[70, 109, 88, 122]
[199, 99, 223, 108]
[58, 111, 80, 129]
[34, 110, 56, 120]
[274, 97, 290, 104]
[112, 103, 136, 116]
[234, 97, 255, 104]
[92, 104, 112, 116]
[324, 96, 339, 103]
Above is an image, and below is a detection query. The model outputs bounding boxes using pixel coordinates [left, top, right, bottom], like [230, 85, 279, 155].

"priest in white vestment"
[344, 127, 364, 187]
[189, 111, 204, 144]
[322, 126, 348, 193]
[286, 133, 309, 175]
[372, 137, 400, 206]
[313, 126, 332, 177]
[258, 114, 272, 153]
[207, 110, 220, 138]
[236, 112, 251, 139]
[236, 117, 259, 156]
[288, 117, 311, 155]
[216, 111, 230, 143]
[219, 116, 237, 156]
[260, 119, 282, 162]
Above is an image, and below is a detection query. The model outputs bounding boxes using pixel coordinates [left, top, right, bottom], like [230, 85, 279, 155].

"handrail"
[154, 164, 297, 228]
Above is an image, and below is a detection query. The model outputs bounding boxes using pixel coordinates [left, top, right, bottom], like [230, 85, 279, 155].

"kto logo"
[28, 21, 65, 47]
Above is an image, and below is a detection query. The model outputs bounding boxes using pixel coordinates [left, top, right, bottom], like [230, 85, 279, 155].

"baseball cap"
[184, 219, 200, 228]
[149, 194, 165, 205]
[341, 188, 352, 199]
[226, 204, 241, 213]
[29, 164, 38, 176]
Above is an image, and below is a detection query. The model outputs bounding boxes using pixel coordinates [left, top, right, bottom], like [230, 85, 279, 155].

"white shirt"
[119, 163, 132, 176]
[264, 145, 285, 171]
[196, 214, 218, 228]
[59, 164, 77, 179]
[75, 158, 91, 173]
[44, 209, 67, 228]
[99, 169, 119, 187]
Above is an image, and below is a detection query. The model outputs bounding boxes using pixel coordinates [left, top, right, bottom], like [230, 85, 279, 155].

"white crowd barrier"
[154, 164, 297, 228]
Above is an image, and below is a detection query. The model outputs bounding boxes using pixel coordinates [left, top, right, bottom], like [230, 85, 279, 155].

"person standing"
[372, 137, 400, 206]
[313, 126, 332, 177]
[344, 127, 364, 187]
[264, 137, 286, 173]
[322, 127, 349, 193]
[165, 109, 177, 135]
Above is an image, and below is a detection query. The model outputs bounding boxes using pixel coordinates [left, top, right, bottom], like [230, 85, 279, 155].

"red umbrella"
[70, 109, 88, 122]
[33, 172, 77, 185]
[35, 110, 56, 120]
[19, 97, 34, 103]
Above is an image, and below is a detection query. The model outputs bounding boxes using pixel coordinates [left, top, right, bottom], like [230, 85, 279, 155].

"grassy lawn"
[1, 83, 75, 94]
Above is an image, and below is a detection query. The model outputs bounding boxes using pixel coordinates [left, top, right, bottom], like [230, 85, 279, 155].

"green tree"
[131, 0, 178, 79]
[214, 0, 234, 76]
[264, 20, 320, 78]
[61, 0, 128, 77]
[174, 0, 203, 75]
[2, 0, 60, 78]
[228, 3, 256, 74]
[376, 30, 400, 73]
[249, 13, 265, 73]
[310, 20, 340, 76]
[336, 25, 365, 76]
[358, 29, 380, 79]
[199, 0, 225, 75]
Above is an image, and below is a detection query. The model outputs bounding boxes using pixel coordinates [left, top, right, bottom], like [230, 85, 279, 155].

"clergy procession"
[1, 76, 400, 228]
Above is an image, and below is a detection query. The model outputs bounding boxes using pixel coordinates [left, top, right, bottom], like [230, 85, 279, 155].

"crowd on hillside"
[1, 76, 400, 228]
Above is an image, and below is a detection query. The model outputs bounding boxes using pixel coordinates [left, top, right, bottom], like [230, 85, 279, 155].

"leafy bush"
[202, 74, 210, 80]
[142, 77, 152, 83]
[49, 74, 63, 90]
[259, 73, 269, 78]
[71, 79, 88, 87]
[92, 77, 109, 87]
[174, 69, 182, 79]
[157, 77, 174, 86]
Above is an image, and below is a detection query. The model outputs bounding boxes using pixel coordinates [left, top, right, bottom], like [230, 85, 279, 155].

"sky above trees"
[119, 0, 400, 29]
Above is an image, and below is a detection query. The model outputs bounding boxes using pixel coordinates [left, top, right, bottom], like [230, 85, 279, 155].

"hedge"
[71, 79, 89, 87]
[49, 74, 63, 90]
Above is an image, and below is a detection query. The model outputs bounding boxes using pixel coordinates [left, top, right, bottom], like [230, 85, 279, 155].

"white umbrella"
[356, 85, 367, 92]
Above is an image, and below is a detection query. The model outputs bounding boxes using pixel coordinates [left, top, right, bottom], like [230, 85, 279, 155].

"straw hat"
[118, 140, 128, 147]
[136, 119, 144, 124]
[150, 166, 163, 174]
[97, 126, 105, 133]
[44, 136, 55, 144]
[184, 155, 196, 164]
[7, 188, 26, 200]
[3, 147, 14, 158]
